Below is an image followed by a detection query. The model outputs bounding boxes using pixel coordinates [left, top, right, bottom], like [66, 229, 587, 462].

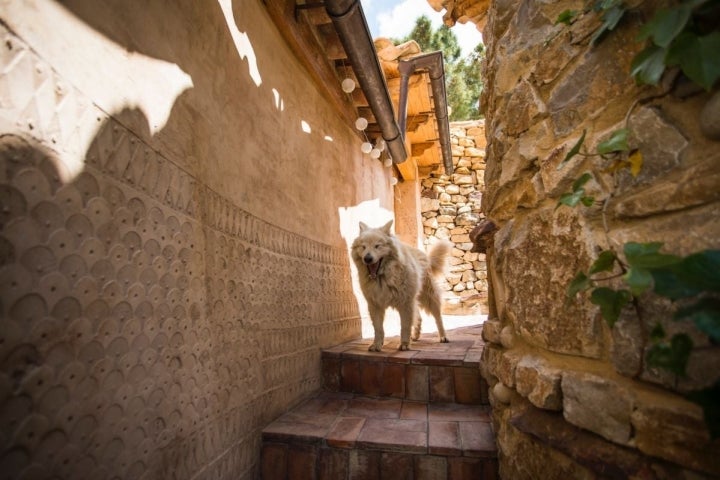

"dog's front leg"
[398, 304, 417, 351]
[368, 303, 385, 351]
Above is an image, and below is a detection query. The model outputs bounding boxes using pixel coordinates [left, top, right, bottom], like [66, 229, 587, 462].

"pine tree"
[398, 15, 484, 120]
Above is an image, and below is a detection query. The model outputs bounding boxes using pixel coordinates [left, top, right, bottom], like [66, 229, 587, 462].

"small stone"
[492, 382, 513, 404]
[500, 326, 515, 348]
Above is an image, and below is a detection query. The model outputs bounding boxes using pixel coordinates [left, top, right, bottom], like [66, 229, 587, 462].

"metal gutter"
[398, 52, 454, 175]
[325, 0, 453, 175]
[325, 0, 407, 165]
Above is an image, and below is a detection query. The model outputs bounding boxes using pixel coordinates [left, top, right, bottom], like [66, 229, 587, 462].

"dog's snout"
[363, 254, 374, 264]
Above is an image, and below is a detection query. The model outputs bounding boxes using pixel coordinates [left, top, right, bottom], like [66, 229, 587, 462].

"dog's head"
[351, 220, 395, 280]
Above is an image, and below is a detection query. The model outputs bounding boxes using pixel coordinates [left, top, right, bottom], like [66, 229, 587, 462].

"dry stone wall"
[477, 0, 720, 478]
[421, 121, 488, 314]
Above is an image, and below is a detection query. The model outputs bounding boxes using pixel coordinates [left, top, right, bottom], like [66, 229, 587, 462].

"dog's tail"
[427, 240, 452, 276]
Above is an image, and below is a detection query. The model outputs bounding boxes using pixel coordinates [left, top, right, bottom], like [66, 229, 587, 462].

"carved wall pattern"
[0, 26, 360, 479]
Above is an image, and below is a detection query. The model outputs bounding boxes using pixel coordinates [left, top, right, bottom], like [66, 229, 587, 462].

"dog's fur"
[351, 220, 451, 351]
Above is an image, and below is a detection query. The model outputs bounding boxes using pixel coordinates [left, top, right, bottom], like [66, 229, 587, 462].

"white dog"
[351, 220, 451, 351]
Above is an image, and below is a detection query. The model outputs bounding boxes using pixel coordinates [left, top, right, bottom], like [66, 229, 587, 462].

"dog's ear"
[382, 220, 393, 234]
[359, 222, 369, 232]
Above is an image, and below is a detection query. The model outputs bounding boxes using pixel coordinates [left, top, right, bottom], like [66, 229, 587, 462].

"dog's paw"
[439, 336, 449, 343]
[399, 342, 410, 351]
[411, 328, 420, 341]
[368, 343, 383, 352]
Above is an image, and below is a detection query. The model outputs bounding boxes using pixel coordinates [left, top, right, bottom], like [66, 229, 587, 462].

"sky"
[360, 0, 483, 57]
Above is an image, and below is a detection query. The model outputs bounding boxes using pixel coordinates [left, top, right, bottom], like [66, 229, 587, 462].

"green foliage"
[567, 242, 720, 436]
[557, 173, 595, 209]
[647, 333, 693, 376]
[590, 287, 631, 327]
[556, 9, 579, 26]
[596, 128, 629, 155]
[556, 0, 720, 438]
[590, 0, 626, 44]
[632, 0, 720, 90]
[686, 381, 720, 439]
[401, 15, 484, 120]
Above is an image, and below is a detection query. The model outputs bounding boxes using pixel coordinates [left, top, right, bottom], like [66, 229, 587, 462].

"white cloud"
[368, 0, 482, 57]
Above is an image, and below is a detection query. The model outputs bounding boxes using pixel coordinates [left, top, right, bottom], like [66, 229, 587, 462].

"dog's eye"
[375, 244, 381, 249]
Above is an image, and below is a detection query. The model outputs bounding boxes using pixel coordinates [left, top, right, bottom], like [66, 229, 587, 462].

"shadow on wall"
[0, 0, 365, 478]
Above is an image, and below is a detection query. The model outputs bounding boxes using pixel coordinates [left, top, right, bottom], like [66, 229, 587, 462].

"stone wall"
[478, 0, 720, 478]
[421, 121, 489, 314]
[0, 1, 392, 478]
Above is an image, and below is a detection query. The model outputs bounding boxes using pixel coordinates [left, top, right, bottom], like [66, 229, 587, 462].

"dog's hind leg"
[421, 280, 448, 343]
[368, 302, 386, 352]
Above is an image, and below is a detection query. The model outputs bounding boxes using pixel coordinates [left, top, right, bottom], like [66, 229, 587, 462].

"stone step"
[321, 325, 489, 405]
[261, 391, 498, 479]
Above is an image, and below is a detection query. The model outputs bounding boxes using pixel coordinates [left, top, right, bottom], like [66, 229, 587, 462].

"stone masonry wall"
[0, 1, 390, 478]
[421, 121, 488, 314]
[477, 1, 720, 478]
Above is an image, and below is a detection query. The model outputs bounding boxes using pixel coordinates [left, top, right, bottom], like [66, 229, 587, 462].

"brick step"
[261, 391, 498, 479]
[321, 325, 489, 405]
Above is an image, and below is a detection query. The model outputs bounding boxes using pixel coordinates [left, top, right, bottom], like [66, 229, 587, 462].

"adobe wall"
[479, 1, 720, 478]
[0, 1, 393, 478]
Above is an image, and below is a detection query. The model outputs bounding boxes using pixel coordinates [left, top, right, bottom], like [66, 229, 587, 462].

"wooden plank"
[264, 0, 358, 128]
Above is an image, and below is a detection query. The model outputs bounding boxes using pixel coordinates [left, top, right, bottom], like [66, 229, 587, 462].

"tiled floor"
[261, 324, 498, 479]
[322, 325, 488, 404]
[263, 391, 495, 456]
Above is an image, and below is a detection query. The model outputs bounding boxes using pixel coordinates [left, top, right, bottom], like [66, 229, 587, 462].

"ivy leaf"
[627, 150, 643, 177]
[631, 44, 667, 86]
[572, 172, 593, 190]
[666, 31, 720, 91]
[559, 129, 586, 168]
[589, 250, 617, 275]
[597, 128, 630, 155]
[591, 5, 626, 44]
[580, 196, 595, 207]
[650, 323, 666, 342]
[674, 250, 720, 292]
[624, 267, 653, 296]
[646, 333, 693, 376]
[590, 287, 632, 327]
[624, 241, 682, 269]
[624, 241, 663, 258]
[567, 271, 592, 297]
[637, 5, 693, 48]
[651, 267, 702, 300]
[675, 297, 720, 342]
[556, 9, 579, 25]
[557, 173, 594, 209]
[686, 381, 720, 440]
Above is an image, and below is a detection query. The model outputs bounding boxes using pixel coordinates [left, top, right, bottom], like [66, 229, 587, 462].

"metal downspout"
[397, 52, 454, 175]
[325, 0, 407, 165]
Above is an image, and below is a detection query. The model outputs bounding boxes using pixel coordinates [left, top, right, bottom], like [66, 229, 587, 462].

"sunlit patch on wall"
[272, 88, 284, 111]
[219, 0, 262, 87]
[301, 120, 311, 134]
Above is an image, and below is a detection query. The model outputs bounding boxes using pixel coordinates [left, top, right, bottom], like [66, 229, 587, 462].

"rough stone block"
[561, 371, 633, 445]
[631, 392, 718, 476]
[499, 210, 604, 358]
[514, 355, 562, 411]
[481, 320, 502, 345]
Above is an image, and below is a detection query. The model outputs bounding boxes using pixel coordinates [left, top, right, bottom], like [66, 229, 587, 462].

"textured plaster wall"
[0, 0, 393, 478]
[478, 0, 720, 478]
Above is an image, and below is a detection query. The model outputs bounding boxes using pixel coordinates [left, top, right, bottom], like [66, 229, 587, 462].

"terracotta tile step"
[322, 325, 489, 404]
[261, 392, 498, 479]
